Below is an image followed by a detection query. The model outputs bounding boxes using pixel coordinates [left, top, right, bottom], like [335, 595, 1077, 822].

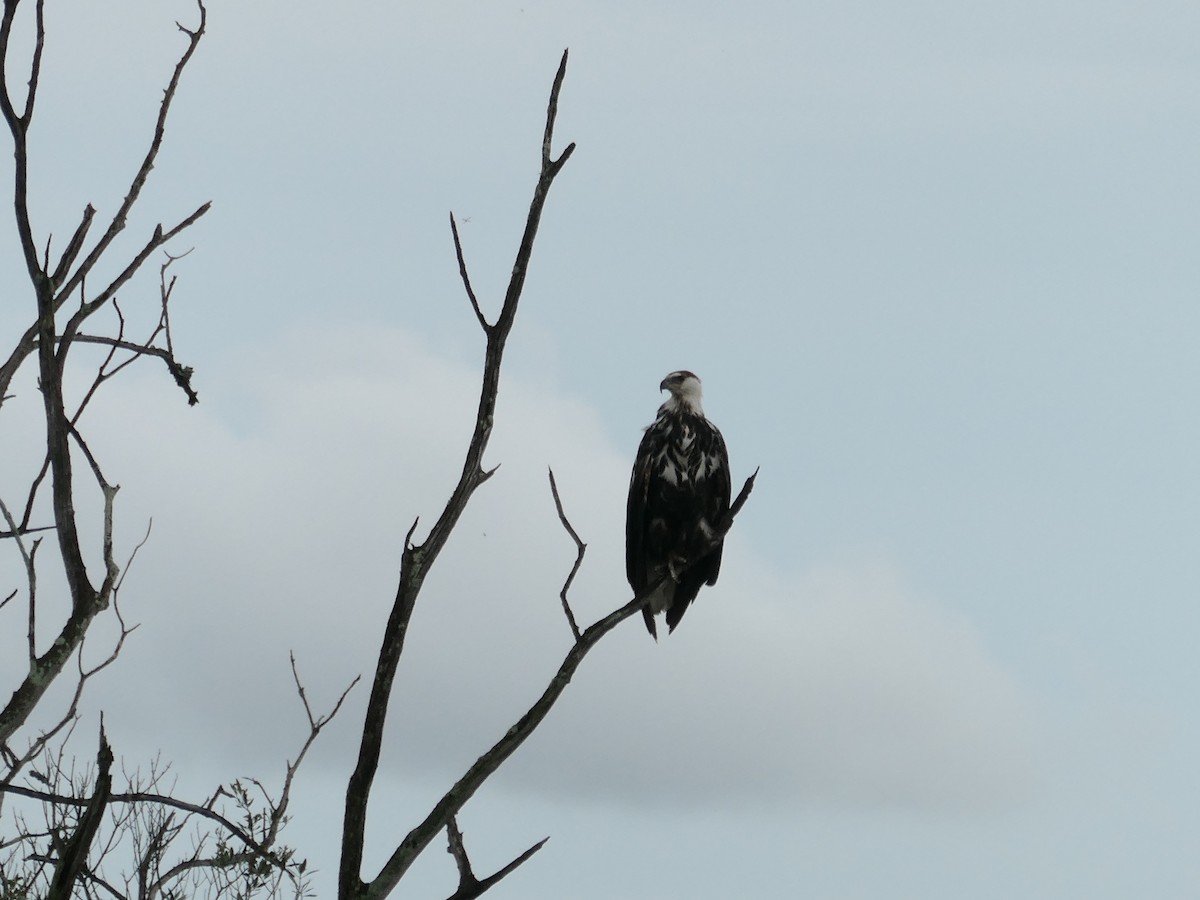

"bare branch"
[1, 782, 287, 878]
[65, 425, 111, 498]
[49, 205, 96, 287]
[46, 724, 113, 900]
[0, 450, 125, 746]
[62, 295, 131, 430]
[25, 0, 46, 129]
[114, 519, 153, 595]
[450, 213, 489, 332]
[725, 467, 759, 525]
[0, 11, 209, 407]
[57, 251, 201, 411]
[547, 468, 584, 641]
[340, 50, 746, 900]
[54, 0, 209, 303]
[0, 497, 39, 666]
[0, 524, 54, 540]
[443, 818, 548, 900]
[445, 817, 474, 889]
[159, 248, 194, 360]
[59, 201, 211, 348]
[340, 51, 575, 900]
[0, 0, 211, 745]
[370, 470, 757, 895]
[1, 588, 133, 798]
[261, 654, 360, 853]
[0, 321, 36, 411]
[542, 49, 574, 174]
[67, 334, 199, 405]
[0, 0, 45, 283]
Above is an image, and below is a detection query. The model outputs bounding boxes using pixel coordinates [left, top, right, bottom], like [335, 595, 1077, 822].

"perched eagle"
[626, 370, 731, 638]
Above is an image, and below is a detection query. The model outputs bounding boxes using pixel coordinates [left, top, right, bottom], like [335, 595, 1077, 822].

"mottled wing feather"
[626, 429, 661, 637]
[625, 429, 656, 592]
[627, 407, 732, 636]
[662, 418, 731, 633]
[704, 427, 732, 587]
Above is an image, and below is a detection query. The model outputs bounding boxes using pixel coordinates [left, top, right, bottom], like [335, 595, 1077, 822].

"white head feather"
[659, 370, 704, 415]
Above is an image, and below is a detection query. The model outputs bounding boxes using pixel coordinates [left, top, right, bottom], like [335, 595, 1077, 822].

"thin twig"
[0, 498, 39, 666]
[279, 653, 359, 847]
[114, 519, 153, 593]
[450, 213, 488, 332]
[547, 468, 583, 641]
[0, 782, 286, 876]
[0, 660, 354, 898]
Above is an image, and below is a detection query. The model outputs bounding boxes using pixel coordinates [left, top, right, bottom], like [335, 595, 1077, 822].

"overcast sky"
[3, 1, 1200, 897]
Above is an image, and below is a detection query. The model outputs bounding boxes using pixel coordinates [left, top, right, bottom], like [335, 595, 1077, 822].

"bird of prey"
[626, 370, 731, 638]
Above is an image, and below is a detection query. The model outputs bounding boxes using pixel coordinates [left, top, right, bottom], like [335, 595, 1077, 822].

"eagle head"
[659, 370, 704, 413]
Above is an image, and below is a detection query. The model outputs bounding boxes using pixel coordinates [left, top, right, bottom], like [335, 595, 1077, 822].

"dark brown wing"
[625, 427, 657, 593]
[625, 427, 660, 637]
[703, 423, 732, 587]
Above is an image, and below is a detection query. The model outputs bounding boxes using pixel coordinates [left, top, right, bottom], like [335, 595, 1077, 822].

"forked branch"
[0, 0, 210, 748]
[54, 0, 209, 306]
[340, 45, 756, 899]
[444, 817, 549, 900]
[339, 49, 575, 900]
[370, 471, 756, 896]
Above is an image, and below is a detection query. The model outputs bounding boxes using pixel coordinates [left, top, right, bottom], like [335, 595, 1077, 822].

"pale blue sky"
[2, 1, 1199, 897]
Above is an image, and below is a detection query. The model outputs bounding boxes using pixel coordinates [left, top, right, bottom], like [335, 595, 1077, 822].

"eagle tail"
[642, 605, 658, 640]
[665, 600, 688, 634]
[665, 574, 707, 633]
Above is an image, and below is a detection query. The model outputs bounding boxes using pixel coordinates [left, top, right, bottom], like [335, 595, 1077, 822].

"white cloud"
[503, 558, 1038, 813]
[26, 322, 1036, 818]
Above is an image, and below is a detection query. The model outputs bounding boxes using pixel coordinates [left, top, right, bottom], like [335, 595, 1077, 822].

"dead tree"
[0, 3, 346, 896]
[0, 0, 208, 749]
[336, 50, 757, 900]
[0, 9, 756, 897]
